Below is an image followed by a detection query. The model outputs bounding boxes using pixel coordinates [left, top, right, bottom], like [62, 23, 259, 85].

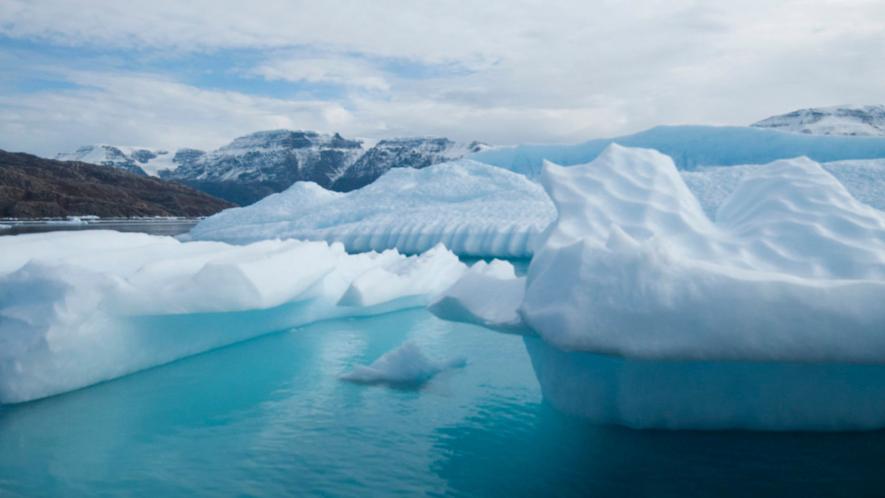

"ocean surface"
[0, 218, 199, 236]
[2, 308, 885, 497]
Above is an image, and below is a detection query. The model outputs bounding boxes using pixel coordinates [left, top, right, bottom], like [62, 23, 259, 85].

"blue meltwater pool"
[2, 309, 885, 497]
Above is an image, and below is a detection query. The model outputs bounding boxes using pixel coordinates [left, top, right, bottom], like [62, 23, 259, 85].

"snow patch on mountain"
[59, 131, 487, 205]
[752, 105, 885, 136]
[165, 130, 364, 187]
[56, 145, 177, 176]
[332, 137, 489, 191]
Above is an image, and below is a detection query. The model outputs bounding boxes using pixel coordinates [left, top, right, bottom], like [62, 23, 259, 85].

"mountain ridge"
[752, 105, 885, 136]
[1, 150, 233, 218]
[57, 130, 487, 205]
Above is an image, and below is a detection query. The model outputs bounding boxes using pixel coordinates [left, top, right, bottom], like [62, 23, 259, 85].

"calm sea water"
[2, 309, 885, 497]
[0, 218, 199, 236]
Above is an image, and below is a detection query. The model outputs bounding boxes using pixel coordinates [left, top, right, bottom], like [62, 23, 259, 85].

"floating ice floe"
[0, 231, 466, 404]
[432, 144, 885, 430]
[340, 341, 465, 387]
[189, 160, 555, 258]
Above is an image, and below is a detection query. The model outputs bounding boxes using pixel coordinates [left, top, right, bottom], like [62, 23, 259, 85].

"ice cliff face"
[59, 131, 486, 205]
[752, 105, 885, 136]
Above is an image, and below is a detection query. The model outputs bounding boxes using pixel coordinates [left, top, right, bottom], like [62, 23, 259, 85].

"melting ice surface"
[190, 142, 885, 261]
[0, 231, 466, 404]
[190, 159, 555, 258]
[433, 144, 885, 430]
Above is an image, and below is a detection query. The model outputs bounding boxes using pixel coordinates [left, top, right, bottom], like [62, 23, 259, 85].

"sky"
[1, 0, 884, 156]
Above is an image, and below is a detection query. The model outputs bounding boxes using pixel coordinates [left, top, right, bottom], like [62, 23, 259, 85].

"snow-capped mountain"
[56, 145, 177, 176]
[158, 130, 365, 204]
[752, 105, 885, 136]
[165, 130, 363, 186]
[331, 138, 489, 191]
[59, 130, 487, 205]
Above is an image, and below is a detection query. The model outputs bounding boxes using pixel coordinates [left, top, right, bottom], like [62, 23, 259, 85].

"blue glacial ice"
[189, 160, 555, 258]
[431, 144, 885, 430]
[189, 130, 885, 260]
[0, 231, 467, 404]
[472, 125, 885, 176]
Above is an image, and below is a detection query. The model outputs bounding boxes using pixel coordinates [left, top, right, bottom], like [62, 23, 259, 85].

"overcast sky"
[1, 0, 884, 156]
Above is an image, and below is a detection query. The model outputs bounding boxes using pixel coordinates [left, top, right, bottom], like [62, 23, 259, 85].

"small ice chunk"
[341, 341, 466, 387]
[429, 259, 529, 334]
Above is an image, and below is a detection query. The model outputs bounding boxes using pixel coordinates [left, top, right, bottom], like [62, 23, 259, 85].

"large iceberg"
[432, 144, 885, 430]
[190, 160, 555, 258]
[472, 125, 885, 176]
[0, 231, 466, 404]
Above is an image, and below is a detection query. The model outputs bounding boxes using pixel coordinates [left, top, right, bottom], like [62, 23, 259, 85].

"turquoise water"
[2, 309, 885, 497]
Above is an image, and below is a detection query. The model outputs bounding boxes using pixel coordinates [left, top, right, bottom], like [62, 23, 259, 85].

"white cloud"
[253, 56, 390, 91]
[0, 71, 355, 155]
[1, 0, 884, 154]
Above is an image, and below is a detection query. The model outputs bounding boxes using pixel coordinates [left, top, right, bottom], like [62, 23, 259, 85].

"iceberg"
[0, 231, 467, 404]
[340, 341, 466, 387]
[432, 144, 885, 430]
[190, 143, 884, 260]
[189, 160, 555, 258]
[472, 125, 885, 176]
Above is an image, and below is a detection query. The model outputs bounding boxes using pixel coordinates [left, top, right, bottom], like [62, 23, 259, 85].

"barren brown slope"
[0, 150, 234, 218]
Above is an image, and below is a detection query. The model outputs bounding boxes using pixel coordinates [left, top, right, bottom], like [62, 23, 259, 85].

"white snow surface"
[522, 144, 885, 361]
[683, 158, 885, 215]
[0, 231, 467, 404]
[189, 160, 555, 258]
[429, 144, 885, 429]
[752, 105, 885, 136]
[340, 341, 465, 386]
